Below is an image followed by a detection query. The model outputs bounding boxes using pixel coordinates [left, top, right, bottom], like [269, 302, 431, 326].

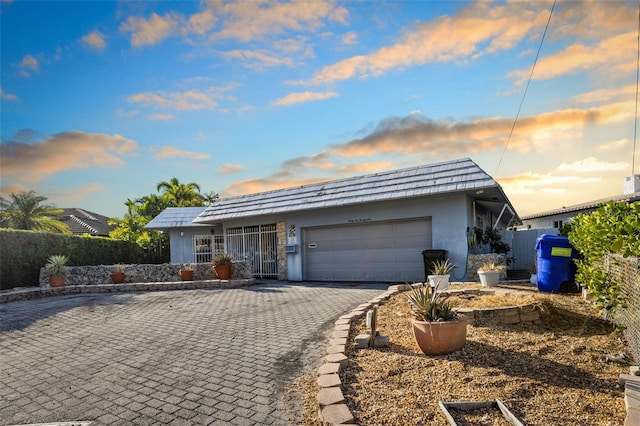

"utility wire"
[633, 1, 640, 175]
[496, 0, 556, 174]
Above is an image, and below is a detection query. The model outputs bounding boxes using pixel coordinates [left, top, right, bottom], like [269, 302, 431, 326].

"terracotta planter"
[180, 270, 194, 281]
[411, 318, 467, 355]
[478, 270, 500, 287]
[110, 272, 125, 284]
[214, 264, 232, 280]
[49, 275, 65, 288]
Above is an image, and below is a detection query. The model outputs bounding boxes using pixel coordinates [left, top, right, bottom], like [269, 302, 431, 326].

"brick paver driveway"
[0, 281, 387, 425]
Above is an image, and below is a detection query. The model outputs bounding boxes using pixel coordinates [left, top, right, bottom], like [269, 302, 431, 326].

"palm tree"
[135, 193, 169, 219]
[156, 177, 204, 207]
[0, 190, 70, 234]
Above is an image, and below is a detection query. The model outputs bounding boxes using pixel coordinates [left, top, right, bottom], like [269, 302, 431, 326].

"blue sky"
[1, 0, 638, 219]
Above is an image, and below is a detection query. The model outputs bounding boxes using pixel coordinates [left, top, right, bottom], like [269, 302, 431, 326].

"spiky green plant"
[44, 255, 69, 277]
[407, 284, 455, 322]
[431, 258, 455, 275]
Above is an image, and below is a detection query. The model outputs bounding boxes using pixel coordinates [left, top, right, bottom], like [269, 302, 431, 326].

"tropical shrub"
[568, 201, 640, 311]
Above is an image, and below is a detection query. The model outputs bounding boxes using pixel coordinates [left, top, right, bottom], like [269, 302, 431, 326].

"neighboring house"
[58, 208, 115, 237]
[146, 158, 520, 282]
[519, 175, 640, 230]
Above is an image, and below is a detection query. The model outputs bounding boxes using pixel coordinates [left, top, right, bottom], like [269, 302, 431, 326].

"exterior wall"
[282, 194, 470, 281]
[168, 226, 220, 263]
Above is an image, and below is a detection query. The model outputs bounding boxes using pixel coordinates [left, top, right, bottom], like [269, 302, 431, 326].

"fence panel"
[608, 254, 640, 364]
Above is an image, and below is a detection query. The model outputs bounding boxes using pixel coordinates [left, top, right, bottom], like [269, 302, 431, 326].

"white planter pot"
[428, 274, 450, 291]
[530, 273, 537, 285]
[478, 270, 500, 287]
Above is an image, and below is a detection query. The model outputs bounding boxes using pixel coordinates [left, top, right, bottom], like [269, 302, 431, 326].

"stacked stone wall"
[39, 261, 253, 287]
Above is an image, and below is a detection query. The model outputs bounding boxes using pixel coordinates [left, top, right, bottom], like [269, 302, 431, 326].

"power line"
[496, 0, 556, 174]
[633, 0, 639, 175]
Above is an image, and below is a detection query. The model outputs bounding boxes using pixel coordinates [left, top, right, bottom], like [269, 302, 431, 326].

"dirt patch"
[291, 290, 631, 425]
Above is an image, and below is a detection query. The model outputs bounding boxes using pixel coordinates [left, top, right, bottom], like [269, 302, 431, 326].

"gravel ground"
[291, 286, 631, 425]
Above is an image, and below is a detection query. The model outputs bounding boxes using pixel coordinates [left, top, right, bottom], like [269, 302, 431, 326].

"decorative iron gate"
[226, 224, 278, 278]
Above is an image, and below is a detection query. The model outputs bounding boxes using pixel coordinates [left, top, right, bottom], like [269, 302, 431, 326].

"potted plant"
[213, 253, 233, 280]
[110, 264, 125, 284]
[45, 255, 68, 287]
[427, 258, 455, 291]
[407, 284, 467, 355]
[477, 261, 506, 287]
[180, 263, 194, 281]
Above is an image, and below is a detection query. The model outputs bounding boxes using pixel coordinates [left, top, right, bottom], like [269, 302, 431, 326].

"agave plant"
[213, 253, 233, 266]
[44, 254, 69, 277]
[431, 258, 455, 275]
[477, 261, 506, 272]
[407, 284, 455, 322]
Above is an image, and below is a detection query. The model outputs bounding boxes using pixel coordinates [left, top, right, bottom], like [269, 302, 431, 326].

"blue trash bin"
[536, 235, 579, 293]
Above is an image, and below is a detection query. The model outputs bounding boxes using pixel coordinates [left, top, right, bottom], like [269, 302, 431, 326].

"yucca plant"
[407, 284, 455, 322]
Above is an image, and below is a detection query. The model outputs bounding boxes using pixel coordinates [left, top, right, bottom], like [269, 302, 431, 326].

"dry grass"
[291, 288, 632, 426]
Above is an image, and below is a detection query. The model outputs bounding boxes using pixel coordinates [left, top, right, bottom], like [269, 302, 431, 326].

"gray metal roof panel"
[145, 207, 209, 229]
[194, 158, 503, 223]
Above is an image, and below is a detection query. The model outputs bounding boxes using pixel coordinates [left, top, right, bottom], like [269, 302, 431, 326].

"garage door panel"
[304, 219, 432, 282]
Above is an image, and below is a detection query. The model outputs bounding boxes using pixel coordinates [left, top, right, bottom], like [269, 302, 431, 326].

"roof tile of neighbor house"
[145, 206, 209, 229]
[194, 157, 514, 223]
[58, 208, 115, 236]
[521, 191, 640, 220]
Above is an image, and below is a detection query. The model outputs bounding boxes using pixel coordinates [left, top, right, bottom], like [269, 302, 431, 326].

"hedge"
[0, 229, 166, 290]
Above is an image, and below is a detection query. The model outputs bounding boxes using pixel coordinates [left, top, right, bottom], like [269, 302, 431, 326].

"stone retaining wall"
[39, 262, 253, 287]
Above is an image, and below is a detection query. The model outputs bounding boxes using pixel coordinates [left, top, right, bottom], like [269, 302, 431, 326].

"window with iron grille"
[193, 234, 224, 263]
[226, 224, 278, 278]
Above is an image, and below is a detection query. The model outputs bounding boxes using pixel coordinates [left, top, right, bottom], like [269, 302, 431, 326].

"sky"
[1, 0, 638, 219]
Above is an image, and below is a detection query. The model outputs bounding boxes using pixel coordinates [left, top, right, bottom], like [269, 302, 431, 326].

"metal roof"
[194, 157, 517, 223]
[58, 208, 115, 236]
[521, 191, 640, 220]
[145, 207, 209, 230]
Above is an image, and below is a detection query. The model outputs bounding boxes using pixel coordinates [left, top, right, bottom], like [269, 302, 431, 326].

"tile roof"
[194, 157, 514, 223]
[58, 208, 115, 236]
[145, 207, 209, 229]
[521, 191, 640, 220]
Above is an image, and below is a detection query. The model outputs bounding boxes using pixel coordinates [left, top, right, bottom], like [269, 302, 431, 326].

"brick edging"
[316, 284, 406, 425]
[0, 279, 257, 304]
[314, 283, 542, 425]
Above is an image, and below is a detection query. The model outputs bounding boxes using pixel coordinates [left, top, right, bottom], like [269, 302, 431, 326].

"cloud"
[119, 12, 181, 47]
[341, 31, 358, 46]
[336, 161, 395, 174]
[222, 49, 296, 70]
[509, 32, 637, 85]
[153, 146, 209, 160]
[81, 30, 106, 51]
[273, 90, 338, 106]
[53, 183, 107, 203]
[118, 1, 346, 47]
[596, 138, 629, 152]
[0, 131, 138, 183]
[558, 157, 628, 173]
[574, 84, 636, 104]
[19, 55, 38, 77]
[207, 0, 349, 42]
[128, 89, 218, 111]
[218, 163, 244, 173]
[148, 113, 176, 121]
[0, 87, 17, 101]
[299, 2, 546, 86]
[223, 175, 328, 197]
[497, 171, 601, 196]
[329, 101, 633, 158]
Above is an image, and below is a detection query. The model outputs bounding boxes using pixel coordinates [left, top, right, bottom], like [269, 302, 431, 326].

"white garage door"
[304, 219, 432, 282]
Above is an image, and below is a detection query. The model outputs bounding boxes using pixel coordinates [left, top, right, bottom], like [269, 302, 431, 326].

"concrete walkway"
[0, 281, 388, 425]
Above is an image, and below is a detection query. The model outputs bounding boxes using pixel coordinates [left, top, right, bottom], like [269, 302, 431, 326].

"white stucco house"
[519, 175, 640, 231]
[146, 158, 520, 282]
